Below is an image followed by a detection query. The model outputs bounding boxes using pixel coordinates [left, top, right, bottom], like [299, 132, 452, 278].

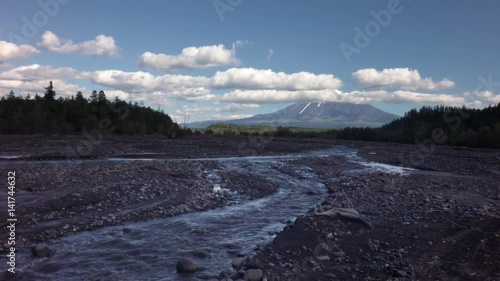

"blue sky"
[1, 0, 499, 121]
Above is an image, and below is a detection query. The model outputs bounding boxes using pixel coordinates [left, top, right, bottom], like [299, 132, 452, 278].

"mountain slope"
[189, 102, 399, 129]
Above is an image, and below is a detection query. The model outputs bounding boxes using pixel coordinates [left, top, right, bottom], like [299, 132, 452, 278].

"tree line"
[2, 83, 498, 148]
[206, 104, 500, 148]
[0, 83, 186, 137]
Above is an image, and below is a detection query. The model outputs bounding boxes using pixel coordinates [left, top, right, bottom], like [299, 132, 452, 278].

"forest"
[0, 83, 185, 137]
[206, 104, 500, 148]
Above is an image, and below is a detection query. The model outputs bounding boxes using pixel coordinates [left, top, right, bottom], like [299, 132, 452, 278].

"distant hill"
[190, 102, 399, 129]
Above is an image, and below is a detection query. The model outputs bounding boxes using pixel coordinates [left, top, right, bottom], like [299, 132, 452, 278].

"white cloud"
[233, 40, 249, 49]
[0, 79, 83, 97]
[0, 41, 39, 62]
[209, 114, 254, 120]
[352, 68, 455, 91]
[210, 68, 343, 90]
[217, 89, 465, 105]
[172, 104, 215, 121]
[464, 90, 500, 106]
[0, 64, 81, 81]
[139, 44, 239, 72]
[102, 90, 130, 101]
[84, 68, 342, 102]
[84, 67, 465, 107]
[218, 89, 357, 104]
[172, 103, 254, 122]
[0, 64, 84, 96]
[388, 90, 464, 105]
[38, 31, 119, 57]
[82, 70, 210, 98]
[465, 100, 484, 108]
[215, 103, 260, 112]
[2, 62, 473, 118]
[267, 49, 274, 61]
[0, 64, 84, 97]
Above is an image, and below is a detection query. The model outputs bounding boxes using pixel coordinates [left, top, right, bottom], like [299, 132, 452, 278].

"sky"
[1, 0, 499, 122]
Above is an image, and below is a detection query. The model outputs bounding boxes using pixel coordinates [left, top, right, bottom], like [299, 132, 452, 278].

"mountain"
[189, 102, 400, 129]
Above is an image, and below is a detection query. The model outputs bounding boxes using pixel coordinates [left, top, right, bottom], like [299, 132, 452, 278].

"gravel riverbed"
[0, 135, 498, 281]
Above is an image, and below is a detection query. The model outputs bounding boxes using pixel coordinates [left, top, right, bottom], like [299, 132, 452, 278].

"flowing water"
[12, 146, 412, 281]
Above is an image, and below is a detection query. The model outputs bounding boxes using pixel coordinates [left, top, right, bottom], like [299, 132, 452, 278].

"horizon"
[1, 0, 500, 122]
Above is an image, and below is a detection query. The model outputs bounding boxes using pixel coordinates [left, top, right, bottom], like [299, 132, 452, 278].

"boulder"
[244, 268, 263, 281]
[232, 257, 246, 268]
[176, 257, 197, 273]
[31, 244, 51, 258]
[315, 208, 373, 228]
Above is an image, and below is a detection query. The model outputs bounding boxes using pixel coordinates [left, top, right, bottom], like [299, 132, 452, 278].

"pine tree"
[43, 81, 56, 101]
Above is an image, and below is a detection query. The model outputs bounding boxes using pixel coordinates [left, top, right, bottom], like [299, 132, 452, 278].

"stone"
[396, 270, 407, 277]
[244, 268, 263, 281]
[232, 257, 246, 268]
[332, 251, 345, 257]
[315, 208, 373, 228]
[176, 257, 197, 273]
[316, 255, 330, 261]
[32, 244, 51, 258]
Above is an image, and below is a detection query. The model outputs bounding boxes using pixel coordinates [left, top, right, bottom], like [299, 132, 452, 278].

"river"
[12, 146, 411, 281]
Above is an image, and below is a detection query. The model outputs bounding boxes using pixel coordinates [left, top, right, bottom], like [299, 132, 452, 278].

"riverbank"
[226, 142, 500, 281]
[0, 135, 339, 243]
[0, 135, 499, 280]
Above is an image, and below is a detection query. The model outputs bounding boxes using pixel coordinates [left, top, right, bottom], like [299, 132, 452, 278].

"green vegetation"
[0, 84, 186, 137]
[205, 123, 331, 137]
[205, 105, 500, 148]
[206, 123, 278, 135]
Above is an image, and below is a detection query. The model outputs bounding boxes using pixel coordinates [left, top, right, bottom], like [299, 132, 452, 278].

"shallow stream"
[12, 146, 411, 281]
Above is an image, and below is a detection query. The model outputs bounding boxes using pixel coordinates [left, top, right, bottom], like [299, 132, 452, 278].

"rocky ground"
[0, 135, 499, 281]
[224, 143, 500, 281]
[0, 135, 326, 245]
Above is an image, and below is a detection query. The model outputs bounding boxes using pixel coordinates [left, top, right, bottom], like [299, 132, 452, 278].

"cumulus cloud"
[0, 64, 84, 97]
[139, 44, 240, 72]
[2, 62, 474, 118]
[82, 69, 210, 97]
[102, 90, 130, 101]
[388, 90, 464, 105]
[217, 89, 465, 105]
[38, 31, 119, 57]
[172, 103, 254, 122]
[215, 103, 260, 112]
[0, 79, 83, 97]
[0, 64, 81, 81]
[83, 67, 468, 107]
[210, 114, 254, 120]
[210, 68, 343, 90]
[0, 41, 39, 62]
[218, 89, 340, 104]
[353, 68, 455, 91]
[464, 90, 500, 106]
[172, 104, 215, 121]
[83, 68, 342, 101]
